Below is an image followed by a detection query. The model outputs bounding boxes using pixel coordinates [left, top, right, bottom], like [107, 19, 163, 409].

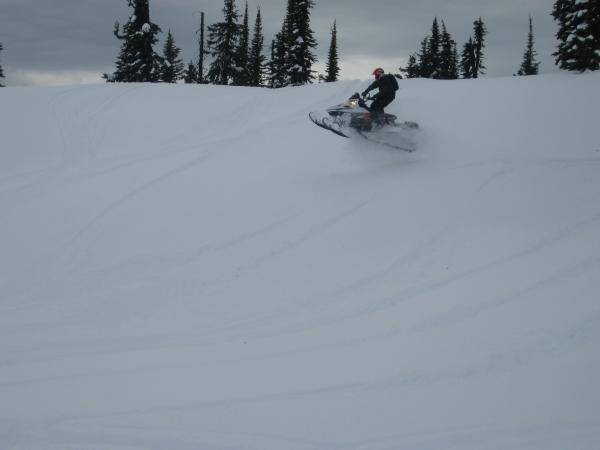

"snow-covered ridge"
[1, 73, 599, 450]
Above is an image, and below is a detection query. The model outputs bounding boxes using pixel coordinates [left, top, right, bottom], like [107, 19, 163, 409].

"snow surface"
[1, 73, 600, 450]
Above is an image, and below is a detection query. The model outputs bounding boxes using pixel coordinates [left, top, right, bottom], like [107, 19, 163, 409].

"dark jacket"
[363, 74, 399, 97]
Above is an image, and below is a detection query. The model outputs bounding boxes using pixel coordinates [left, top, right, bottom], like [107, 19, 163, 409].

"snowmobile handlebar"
[350, 92, 374, 108]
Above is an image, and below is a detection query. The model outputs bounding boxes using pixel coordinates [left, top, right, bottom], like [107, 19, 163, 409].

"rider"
[361, 68, 399, 123]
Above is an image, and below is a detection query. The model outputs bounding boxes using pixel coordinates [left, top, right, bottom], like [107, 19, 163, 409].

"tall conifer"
[107, 0, 162, 82]
[426, 18, 441, 78]
[325, 20, 340, 82]
[286, 0, 318, 85]
[518, 16, 540, 75]
[161, 30, 184, 83]
[472, 17, 487, 78]
[460, 18, 487, 78]
[553, 0, 600, 71]
[552, 0, 574, 69]
[590, 0, 600, 66]
[268, 24, 288, 88]
[207, 0, 240, 85]
[248, 8, 266, 87]
[417, 37, 430, 77]
[233, 2, 250, 86]
[439, 21, 459, 79]
[460, 37, 476, 78]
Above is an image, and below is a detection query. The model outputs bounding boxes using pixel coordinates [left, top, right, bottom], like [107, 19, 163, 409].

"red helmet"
[372, 68, 384, 79]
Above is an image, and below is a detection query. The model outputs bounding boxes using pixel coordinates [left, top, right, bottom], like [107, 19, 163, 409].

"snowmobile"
[309, 93, 419, 152]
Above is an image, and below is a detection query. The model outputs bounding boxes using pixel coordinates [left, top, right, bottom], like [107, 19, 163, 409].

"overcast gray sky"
[0, 0, 559, 86]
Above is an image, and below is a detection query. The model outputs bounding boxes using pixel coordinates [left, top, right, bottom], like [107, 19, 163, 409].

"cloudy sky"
[0, 0, 559, 86]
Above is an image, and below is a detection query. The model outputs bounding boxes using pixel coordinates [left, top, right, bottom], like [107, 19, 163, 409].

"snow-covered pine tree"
[590, 0, 600, 58]
[248, 7, 266, 87]
[286, 0, 318, 85]
[184, 61, 198, 83]
[590, 0, 600, 69]
[107, 0, 162, 83]
[472, 17, 487, 78]
[461, 37, 476, 78]
[207, 0, 240, 85]
[161, 30, 184, 83]
[232, 2, 250, 86]
[400, 54, 420, 78]
[518, 15, 540, 75]
[553, 0, 600, 71]
[325, 20, 340, 82]
[553, 0, 575, 69]
[401, 54, 420, 78]
[439, 21, 459, 79]
[0, 42, 5, 87]
[574, 0, 600, 70]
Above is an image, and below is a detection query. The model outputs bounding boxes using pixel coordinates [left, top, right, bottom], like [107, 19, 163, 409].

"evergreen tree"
[590, 0, 600, 65]
[325, 20, 340, 82]
[106, 0, 162, 82]
[460, 18, 487, 78]
[248, 7, 266, 87]
[451, 45, 459, 79]
[286, 0, 318, 85]
[267, 40, 275, 87]
[426, 17, 442, 78]
[552, 0, 574, 69]
[160, 30, 184, 83]
[460, 37, 476, 78]
[417, 37, 430, 77]
[439, 21, 459, 79]
[268, 23, 288, 88]
[472, 17, 487, 78]
[207, 0, 240, 85]
[0, 42, 5, 87]
[401, 53, 420, 78]
[518, 15, 540, 75]
[404, 18, 458, 79]
[576, 0, 600, 70]
[233, 2, 250, 85]
[184, 61, 198, 83]
[553, 0, 600, 71]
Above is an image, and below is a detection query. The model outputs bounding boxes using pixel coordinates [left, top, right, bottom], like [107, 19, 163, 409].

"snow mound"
[1, 73, 600, 450]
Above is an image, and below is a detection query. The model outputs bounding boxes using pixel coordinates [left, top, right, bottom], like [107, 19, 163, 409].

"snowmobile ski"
[308, 112, 350, 138]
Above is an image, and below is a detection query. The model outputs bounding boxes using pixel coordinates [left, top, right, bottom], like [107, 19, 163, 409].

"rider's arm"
[362, 80, 380, 97]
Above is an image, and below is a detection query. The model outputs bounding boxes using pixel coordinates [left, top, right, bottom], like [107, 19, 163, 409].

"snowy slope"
[1, 74, 600, 450]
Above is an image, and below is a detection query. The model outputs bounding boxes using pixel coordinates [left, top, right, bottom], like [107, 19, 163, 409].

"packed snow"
[1, 73, 600, 450]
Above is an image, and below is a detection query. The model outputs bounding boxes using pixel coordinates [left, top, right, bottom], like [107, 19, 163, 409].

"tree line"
[402, 0, 599, 80]
[402, 16, 528, 79]
[103, 0, 340, 87]
[0, 0, 598, 87]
